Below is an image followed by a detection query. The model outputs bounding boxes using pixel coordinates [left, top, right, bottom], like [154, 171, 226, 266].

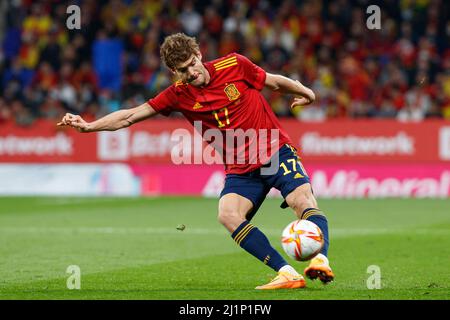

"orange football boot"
[255, 272, 306, 290]
[304, 254, 335, 284]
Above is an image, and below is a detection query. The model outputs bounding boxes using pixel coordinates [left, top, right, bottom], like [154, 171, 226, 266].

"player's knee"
[217, 208, 241, 227]
[286, 185, 318, 214]
[217, 209, 237, 225]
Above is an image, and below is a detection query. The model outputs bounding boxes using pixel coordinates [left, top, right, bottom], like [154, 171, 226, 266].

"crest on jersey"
[224, 84, 240, 101]
[193, 102, 203, 110]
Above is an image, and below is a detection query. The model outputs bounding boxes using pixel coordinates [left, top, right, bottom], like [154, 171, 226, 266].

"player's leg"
[218, 176, 305, 289]
[284, 184, 334, 283]
[285, 184, 328, 256]
[219, 193, 292, 273]
[270, 144, 334, 284]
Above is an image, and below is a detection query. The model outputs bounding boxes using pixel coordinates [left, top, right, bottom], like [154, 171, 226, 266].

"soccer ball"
[281, 220, 324, 261]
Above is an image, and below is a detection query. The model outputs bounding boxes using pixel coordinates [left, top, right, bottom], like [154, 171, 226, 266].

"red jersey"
[148, 53, 292, 174]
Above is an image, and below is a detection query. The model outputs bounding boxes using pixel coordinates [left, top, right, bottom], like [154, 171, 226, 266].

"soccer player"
[57, 33, 334, 289]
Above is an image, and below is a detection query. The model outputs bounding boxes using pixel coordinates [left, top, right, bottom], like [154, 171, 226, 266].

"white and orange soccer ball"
[281, 220, 324, 261]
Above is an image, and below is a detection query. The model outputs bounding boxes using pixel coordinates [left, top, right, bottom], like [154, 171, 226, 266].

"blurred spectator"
[11, 100, 34, 126]
[218, 32, 240, 57]
[52, 62, 78, 111]
[203, 6, 223, 39]
[31, 62, 58, 92]
[39, 30, 62, 70]
[2, 57, 34, 91]
[179, 1, 202, 36]
[22, 3, 52, 39]
[0, 98, 12, 124]
[18, 31, 40, 70]
[73, 61, 98, 90]
[397, 84, 432, 121]
[39, 96, 65, 122]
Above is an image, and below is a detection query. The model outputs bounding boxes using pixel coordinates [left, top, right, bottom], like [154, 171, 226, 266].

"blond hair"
[160, 33, 200, 70]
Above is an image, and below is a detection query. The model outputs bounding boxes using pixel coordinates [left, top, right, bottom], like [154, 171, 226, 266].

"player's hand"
[290, 81, 315, 109]
[290, 96, 313, 109]
[57, 113, 91, 132]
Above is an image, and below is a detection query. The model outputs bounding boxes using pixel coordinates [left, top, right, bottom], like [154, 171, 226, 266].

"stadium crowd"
[0, 0, 449, 126]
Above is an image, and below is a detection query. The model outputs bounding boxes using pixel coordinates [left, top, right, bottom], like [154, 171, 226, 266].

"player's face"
[173, 54, 209, 87]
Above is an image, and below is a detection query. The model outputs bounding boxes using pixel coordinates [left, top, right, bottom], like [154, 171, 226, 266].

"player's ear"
[195, 51, 202, 62]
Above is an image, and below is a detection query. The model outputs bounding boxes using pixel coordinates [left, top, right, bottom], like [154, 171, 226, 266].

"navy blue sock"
[231, 220, 288, 272]
[301, 208, 329, 256]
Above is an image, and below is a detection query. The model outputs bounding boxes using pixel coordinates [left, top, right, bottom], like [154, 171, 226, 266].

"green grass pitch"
[0, 196, 449, 300]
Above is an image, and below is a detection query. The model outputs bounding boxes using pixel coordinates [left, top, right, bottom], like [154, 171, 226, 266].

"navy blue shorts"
[220, 144, 311, 221]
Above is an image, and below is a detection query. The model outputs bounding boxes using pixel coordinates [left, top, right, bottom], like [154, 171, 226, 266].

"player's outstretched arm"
[264, 73, 315, 109]
[57, 102, 157, 132]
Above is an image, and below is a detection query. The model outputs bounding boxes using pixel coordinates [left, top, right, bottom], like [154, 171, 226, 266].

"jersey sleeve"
[235, 53, 267, 91]
[147, 85, 177, 116]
